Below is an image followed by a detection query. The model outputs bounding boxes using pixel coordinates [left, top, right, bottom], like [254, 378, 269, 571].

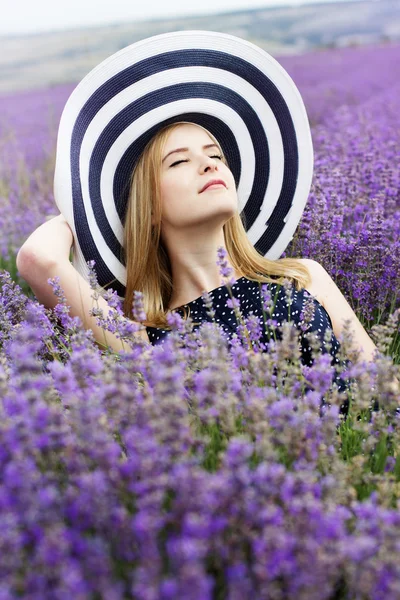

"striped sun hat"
[54, 30, 314, 298]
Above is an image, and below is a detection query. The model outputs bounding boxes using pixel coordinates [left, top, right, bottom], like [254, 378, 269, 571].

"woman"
[124, 120, 377, 361]
[16, 31, 383, 411]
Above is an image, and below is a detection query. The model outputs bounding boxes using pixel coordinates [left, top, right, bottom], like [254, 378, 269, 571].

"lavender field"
[0, 41, 400, 599]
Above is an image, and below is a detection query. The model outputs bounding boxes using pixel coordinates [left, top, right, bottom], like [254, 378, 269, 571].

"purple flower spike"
[216, 246, 236, 286]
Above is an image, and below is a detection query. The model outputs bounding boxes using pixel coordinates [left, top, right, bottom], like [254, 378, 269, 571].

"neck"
[162, 225, 242, 309]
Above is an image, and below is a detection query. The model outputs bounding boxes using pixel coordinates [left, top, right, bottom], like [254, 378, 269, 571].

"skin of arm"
[303, 258, 378, 362]
[303, 258, 399, 394]
[16, 215, 149, 353]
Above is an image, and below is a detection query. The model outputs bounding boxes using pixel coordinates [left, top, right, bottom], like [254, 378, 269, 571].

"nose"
[200, 155, 219, 173]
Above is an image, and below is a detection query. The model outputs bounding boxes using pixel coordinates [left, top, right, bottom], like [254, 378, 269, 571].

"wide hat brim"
[54, 30, 314, 298]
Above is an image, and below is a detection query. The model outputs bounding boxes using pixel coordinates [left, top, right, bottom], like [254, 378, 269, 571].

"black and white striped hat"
[54, 30, 314, 298]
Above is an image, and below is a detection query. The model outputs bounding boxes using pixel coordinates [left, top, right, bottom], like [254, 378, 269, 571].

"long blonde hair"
[122, 121, 311, 328]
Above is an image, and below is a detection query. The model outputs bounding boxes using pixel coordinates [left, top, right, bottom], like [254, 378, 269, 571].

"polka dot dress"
[146, 276, 350, 414]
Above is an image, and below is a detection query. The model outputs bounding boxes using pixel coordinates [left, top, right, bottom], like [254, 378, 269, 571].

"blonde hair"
[122, 121, 311, 328]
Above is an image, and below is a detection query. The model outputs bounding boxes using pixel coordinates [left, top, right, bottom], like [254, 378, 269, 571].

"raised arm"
[16, 215, 149, 352]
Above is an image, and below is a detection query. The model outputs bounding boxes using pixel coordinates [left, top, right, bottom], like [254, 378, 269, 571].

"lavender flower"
[216, 246, 236, 286]
[1, 41, 400, 598]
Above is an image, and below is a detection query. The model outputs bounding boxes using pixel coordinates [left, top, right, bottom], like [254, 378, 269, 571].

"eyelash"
[170, 155, 223, 167]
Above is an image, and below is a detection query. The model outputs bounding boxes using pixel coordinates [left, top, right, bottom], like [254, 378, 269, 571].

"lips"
[199, 179, 227, 193]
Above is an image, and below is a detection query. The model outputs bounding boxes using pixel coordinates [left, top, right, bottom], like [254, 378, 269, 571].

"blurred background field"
[1, 0, 399, 94]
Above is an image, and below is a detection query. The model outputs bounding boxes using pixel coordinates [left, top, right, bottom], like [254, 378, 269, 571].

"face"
[158, 123, 238, 233]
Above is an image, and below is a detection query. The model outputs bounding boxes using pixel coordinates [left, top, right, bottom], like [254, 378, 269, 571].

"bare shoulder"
[296, 258, 378, 361]
[296, 258, 326, 306]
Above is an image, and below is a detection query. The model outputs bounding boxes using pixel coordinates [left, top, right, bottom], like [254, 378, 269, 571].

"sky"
[1, 0, 353, 36]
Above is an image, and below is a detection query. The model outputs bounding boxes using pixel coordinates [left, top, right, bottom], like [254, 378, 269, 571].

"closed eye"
[170, 154, 223, 167]
[169, 159, 187, 167]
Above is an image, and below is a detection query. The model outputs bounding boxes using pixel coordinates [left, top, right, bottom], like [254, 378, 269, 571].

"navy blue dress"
[146, 276, 350, 416]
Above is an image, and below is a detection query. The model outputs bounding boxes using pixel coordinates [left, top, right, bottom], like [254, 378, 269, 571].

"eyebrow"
[162, 143, 220, 163]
